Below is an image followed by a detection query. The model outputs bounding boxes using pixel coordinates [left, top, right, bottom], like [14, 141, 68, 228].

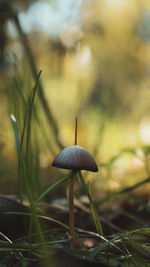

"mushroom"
[52, 144, 98, 247]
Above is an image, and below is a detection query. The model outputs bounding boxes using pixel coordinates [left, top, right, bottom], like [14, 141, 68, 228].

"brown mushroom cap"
[52, 145, 98, 172]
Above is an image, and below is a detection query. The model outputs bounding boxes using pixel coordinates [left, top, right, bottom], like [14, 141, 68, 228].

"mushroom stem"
[69, 174, 75, 248]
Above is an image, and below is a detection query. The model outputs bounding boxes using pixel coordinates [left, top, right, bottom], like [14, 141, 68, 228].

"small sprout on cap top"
[52, 118, 98, 248]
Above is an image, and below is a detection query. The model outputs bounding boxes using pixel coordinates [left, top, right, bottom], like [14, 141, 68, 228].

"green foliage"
[1, 226, 150, 266]
[2, 2, 150, 265]
[8, 75, 150, 266]
[10, 71, 42, 202]
[10, 72, 48, 256]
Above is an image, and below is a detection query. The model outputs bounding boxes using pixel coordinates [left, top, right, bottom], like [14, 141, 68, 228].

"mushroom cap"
[52, 145, 98, 172]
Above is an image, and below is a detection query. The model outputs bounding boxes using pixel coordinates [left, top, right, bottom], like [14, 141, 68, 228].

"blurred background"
[1, 0, 150, 196]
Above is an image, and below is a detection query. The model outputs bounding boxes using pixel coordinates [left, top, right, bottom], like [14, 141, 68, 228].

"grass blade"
[34, 171, 78, 208]
[10, 114, 32, 203]
[79, 172, 103, 236]
[5, 211, 68, 229]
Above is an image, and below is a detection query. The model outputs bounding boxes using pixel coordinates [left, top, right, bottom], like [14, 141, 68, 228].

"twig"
[100, 176, 150, 204]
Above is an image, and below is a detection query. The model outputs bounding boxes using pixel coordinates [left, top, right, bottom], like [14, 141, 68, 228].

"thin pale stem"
[69, 175, 75, 248]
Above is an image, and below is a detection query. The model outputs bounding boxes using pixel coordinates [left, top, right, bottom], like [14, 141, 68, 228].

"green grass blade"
[5, 211, 68, 229]
[100, 176, 150, 204]
[10, 115, 24, 171]
[34, 171, 78, 208]
[79, 172, 103, 236]
[10, 115, 45, 249]
[86, 236, 121, 260]
[98, 148, 136, 169]
[10, 114, 32, 203]
[74, 117, 77, 145]
[0, 232, 27, 266]
[25, 70, 42, 173]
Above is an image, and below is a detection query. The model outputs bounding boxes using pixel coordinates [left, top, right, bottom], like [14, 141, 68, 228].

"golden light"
[139, 119, 150, 144]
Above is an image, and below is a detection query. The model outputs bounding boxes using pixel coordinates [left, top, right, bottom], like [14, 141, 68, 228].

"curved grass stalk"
[5, 211, 68, 230]
[33, 171, 77, 209]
